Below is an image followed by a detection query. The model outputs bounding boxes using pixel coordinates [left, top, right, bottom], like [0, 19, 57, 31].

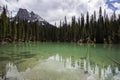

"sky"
[0, 0, 120, 25]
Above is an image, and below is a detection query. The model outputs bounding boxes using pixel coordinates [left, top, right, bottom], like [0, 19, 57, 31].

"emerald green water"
[0, 42, 120, 75]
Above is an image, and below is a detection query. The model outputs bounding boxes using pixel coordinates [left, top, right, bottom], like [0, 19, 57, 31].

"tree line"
[0, 6, 120, 44]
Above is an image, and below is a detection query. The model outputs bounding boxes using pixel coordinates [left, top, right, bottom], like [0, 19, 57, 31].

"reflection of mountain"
[4, 54, 120, 80]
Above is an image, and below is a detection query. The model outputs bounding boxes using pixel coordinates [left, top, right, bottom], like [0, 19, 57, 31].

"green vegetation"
[0, 6, 120, 44]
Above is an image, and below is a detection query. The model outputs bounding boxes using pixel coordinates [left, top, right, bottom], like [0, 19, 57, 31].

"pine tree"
[1, 6, 8, 41]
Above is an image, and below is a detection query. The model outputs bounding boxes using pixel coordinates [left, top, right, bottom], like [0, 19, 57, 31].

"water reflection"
[3, 54, 120, 80]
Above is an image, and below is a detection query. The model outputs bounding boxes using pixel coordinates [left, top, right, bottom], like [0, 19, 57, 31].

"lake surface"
[0, 42, 120, 80]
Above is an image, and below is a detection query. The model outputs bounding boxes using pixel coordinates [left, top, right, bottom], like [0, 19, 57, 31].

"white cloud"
[113, 2, 120, 9]
[0, 0, 119, 26]
[112, 2, 120, 17]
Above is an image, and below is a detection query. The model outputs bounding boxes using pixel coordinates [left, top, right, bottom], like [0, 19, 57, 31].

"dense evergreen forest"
[0, 6, 120, 44]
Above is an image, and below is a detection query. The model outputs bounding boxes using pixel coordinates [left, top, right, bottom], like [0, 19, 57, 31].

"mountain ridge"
[0, 7, 53, 26]
[15, 8, 52, 26]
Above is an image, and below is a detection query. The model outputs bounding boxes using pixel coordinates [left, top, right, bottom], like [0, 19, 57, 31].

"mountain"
[15, 8, 52, 26]
[16, 8, 30, 21]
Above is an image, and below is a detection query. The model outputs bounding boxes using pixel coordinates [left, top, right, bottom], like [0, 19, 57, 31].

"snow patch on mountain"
[16, 8, 45, 22]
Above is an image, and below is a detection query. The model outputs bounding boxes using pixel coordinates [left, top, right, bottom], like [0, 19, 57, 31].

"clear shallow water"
[0, 42, 120, 80]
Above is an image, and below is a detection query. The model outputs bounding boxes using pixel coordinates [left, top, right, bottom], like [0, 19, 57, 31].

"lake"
[0, 42, 120, 80]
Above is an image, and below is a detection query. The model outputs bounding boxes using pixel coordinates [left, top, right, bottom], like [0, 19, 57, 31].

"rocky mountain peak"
[30, 11, 35, 15]
[16, 8, 30, 20]
[15, 8, 53, 26]
[16, 8, 44, 22]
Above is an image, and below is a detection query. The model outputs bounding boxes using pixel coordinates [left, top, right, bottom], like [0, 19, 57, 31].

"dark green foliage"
[0, 7, 120, 44]
[57, 7, 120, 44]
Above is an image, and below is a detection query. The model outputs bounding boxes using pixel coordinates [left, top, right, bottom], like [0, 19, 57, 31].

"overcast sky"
[0, 0, 120, 25]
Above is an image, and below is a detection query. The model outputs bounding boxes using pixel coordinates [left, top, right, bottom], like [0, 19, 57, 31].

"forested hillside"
[0, 6, 120, 44]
